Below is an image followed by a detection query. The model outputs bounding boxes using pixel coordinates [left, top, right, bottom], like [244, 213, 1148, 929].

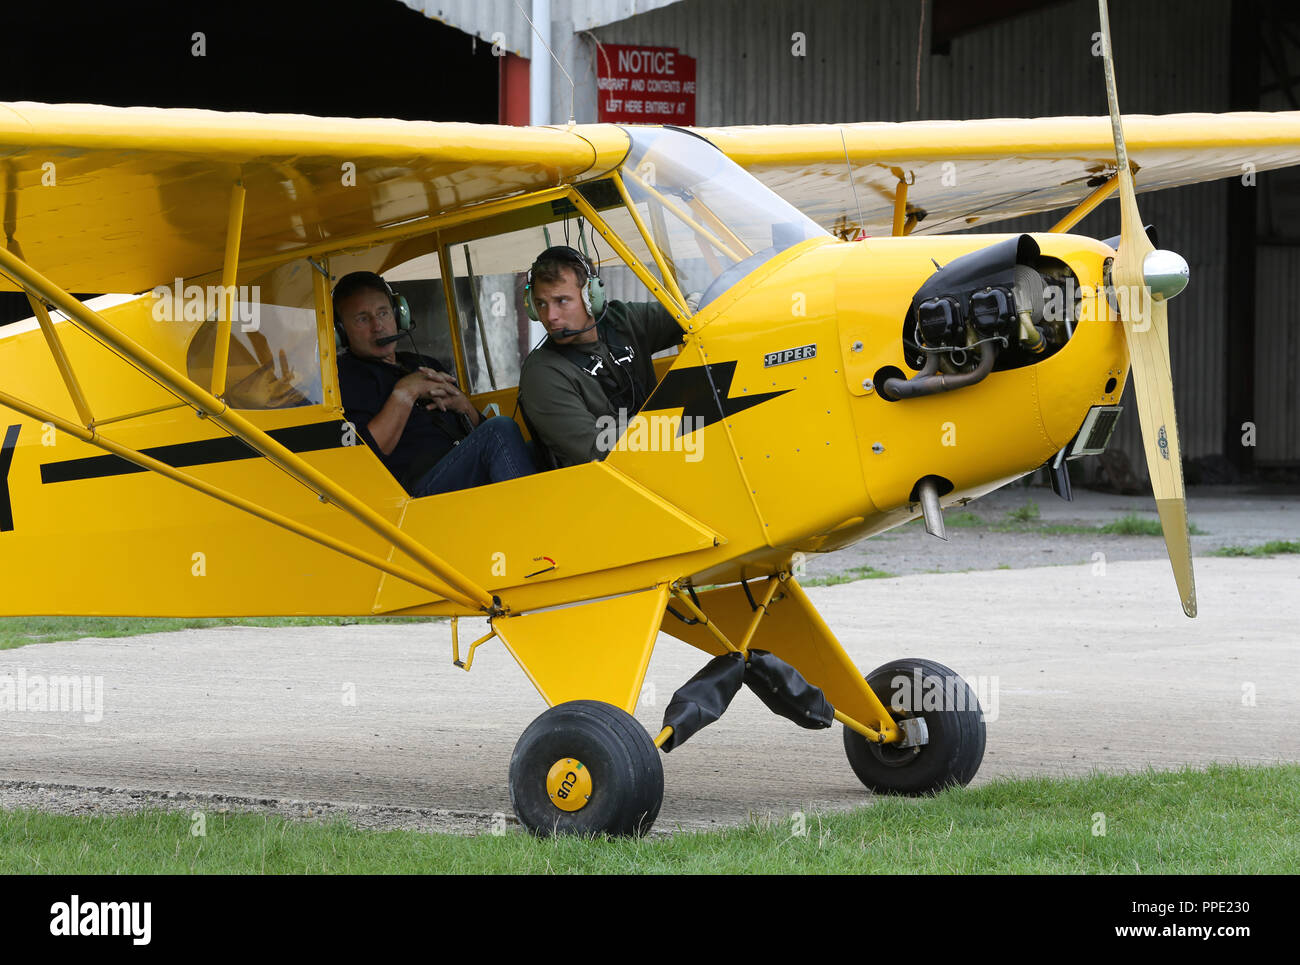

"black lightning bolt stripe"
[640, 361, 790, 433]
[1, 425, 19, 532]
[40, 421, 346, 485]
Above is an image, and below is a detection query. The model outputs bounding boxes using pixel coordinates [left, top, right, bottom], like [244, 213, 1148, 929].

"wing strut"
[5, 238, 96, 427]
[0, 245, 498, 615]
[1048, 171, 1120, 233]
[0, 388, 469, 604]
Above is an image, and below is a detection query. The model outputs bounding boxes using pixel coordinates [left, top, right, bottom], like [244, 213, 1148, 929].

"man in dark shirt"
[517, 247, 683, 468]
[333, 271, 536, 496]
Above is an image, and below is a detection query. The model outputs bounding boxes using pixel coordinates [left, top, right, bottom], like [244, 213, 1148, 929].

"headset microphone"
[375, 331, 407, 346]
[550, 319, 599, 340]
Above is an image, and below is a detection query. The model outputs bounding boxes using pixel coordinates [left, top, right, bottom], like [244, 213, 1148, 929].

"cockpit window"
[619, 127, 828, 309]
[184, 260, 323, 409]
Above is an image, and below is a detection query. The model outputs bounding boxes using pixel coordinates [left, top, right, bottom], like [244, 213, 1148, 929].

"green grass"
[946, 508, 1210, 537]
[1006, 500, 1041, 523]
[1096, 513, 1165, 535]
[0, 615, 440, 651]
[994, 521, 1104, 534]
[938, 507, 1103, 535]
[1212, 540, 1300, 558]
[1095, 513, 1209, 537]
[802, 565, 894, 587]
[1, 763, 1294, 874]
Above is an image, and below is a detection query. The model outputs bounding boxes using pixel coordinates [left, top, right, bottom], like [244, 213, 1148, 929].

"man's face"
[532, 266, 597, 345]
[337, 287, 398, 361]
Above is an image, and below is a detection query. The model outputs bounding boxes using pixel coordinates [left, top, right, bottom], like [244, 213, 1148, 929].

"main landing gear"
[508, 700, 663, 838]
[506, 654, 986, 837]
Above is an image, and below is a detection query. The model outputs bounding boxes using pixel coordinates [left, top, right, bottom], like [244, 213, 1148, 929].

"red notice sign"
[596, 44, 696, 125]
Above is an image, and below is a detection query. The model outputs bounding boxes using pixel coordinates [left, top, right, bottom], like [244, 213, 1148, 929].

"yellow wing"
[697, 113, 1300, 236]
[0, 102, 627, 293]
[6, 103, 1300, 295]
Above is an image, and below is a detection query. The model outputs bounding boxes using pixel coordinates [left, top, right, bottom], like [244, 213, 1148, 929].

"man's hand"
[396, 368, 481, 425]
[368, 365, 484, 456]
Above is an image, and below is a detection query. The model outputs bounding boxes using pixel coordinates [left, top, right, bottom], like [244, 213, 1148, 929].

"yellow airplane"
[1, 3, 1297, 835]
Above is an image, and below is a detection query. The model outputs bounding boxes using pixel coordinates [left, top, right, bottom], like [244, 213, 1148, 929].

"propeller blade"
[1097, 0, 1197, 617]
[1120, 298, 1198, 616]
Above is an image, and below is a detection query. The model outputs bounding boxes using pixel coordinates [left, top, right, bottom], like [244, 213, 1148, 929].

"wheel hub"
[869, 715, 924, 767]
[546, 757, 592, 812]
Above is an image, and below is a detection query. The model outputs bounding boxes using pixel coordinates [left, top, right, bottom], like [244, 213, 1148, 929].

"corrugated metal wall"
[399, 0, 534, 53]
[593, 0, 1262, 477]
[593, 0, 1230, 123]
[1255, 246, 1300, 464]
[1256, 38, 1300, 468]
[398, 0, 687, 57]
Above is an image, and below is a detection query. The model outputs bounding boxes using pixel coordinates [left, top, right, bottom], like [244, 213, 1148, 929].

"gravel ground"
[802, 482, 1300, 581]
[1, 482, 1297, 836]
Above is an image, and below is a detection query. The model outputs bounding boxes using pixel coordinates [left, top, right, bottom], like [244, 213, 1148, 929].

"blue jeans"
[412, 416, 538, 496]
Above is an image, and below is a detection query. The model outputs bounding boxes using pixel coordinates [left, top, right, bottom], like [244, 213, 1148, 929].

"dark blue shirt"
[336, 351, 469, 493]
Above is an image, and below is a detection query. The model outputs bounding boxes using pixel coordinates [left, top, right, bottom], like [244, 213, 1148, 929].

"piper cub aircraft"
[2, 4, 1297, 835]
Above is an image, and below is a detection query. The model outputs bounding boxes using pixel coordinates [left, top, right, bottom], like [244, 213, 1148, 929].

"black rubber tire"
[509, 700, 664, 837]
[843, 657, 986, 795]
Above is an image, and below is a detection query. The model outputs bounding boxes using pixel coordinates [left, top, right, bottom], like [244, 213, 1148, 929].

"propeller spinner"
[1097, 0, 1197, 617]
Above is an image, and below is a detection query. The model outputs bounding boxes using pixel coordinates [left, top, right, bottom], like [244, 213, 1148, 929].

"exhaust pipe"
[916, 478, 947, 541]
[883, 342, 1000, 400]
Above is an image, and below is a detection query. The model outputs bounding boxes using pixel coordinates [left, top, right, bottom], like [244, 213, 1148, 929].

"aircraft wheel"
[509, 700, 663, 837]
[843, 657, 986, 795]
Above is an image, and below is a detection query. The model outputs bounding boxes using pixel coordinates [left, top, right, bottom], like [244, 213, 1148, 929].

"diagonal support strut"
[0, 245, 497, 614]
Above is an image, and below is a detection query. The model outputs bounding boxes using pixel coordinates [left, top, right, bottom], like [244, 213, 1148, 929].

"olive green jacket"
[517, 300, 683, 468]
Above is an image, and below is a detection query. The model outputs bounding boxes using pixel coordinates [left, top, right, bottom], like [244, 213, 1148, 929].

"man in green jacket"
[517, 246, 684, 468]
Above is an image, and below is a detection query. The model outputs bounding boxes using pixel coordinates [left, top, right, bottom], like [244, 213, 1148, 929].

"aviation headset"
[524, 245, 606, 321]
[331, 271, 413, 350]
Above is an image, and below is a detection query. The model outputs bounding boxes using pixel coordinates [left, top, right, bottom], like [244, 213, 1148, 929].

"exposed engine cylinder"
[886, 235, 1073, 400]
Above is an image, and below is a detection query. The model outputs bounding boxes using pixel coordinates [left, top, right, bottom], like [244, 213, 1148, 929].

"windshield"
[619, 127, 828, 309]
